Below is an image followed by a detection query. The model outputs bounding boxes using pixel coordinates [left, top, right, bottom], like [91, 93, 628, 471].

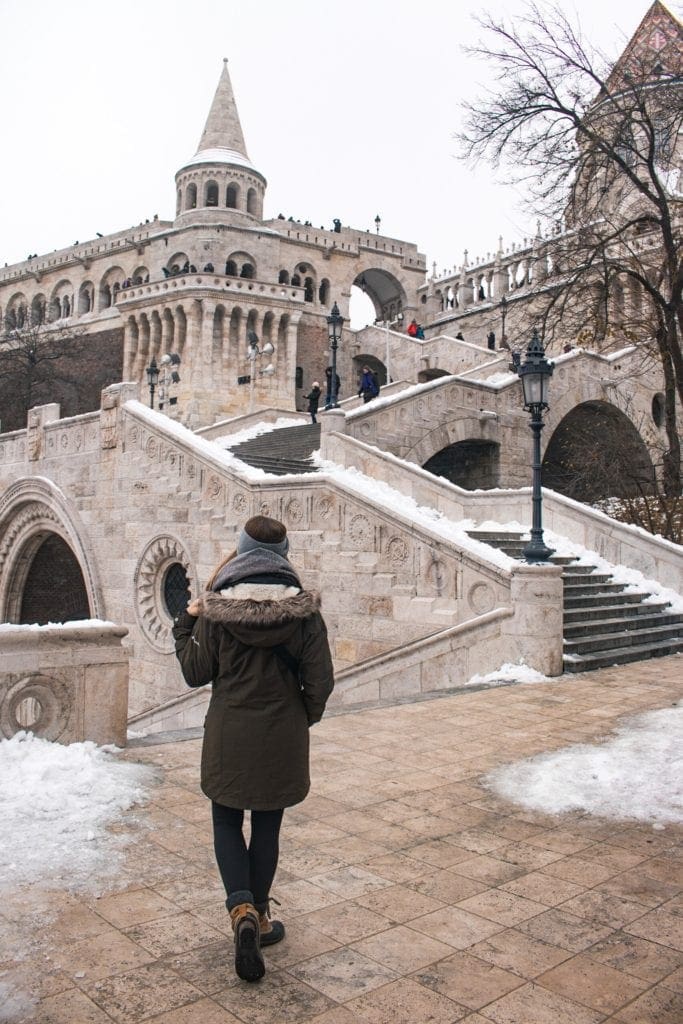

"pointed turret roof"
[179, 59, 262, 177]
[606, 1, 682, 89]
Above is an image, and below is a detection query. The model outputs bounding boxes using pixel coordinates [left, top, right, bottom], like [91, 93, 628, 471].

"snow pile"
[0, 732, 157, 893]
[467, 662, 550, 687]
[487, 706, 683, 825]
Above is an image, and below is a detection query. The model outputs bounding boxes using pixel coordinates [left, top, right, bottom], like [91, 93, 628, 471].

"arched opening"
[247, 187, 258, 215]
[350, 269, 405, 329]
[19, 534, 90, 625]
[319, 279, 330, 305]
[31, 294, 46, 325]
[304, 277, 315, 303]
[418, 368, 451, 383]
[543, 400, 655, 501]
[278, 270, 290, 284]
[205, 181, 219, 207]
[240, 263, 254, 279]
[226, 184, 239, 209]
[424, 440, 500, 490]
[225, 259, 238, 276]
[186, 183, 197, 210]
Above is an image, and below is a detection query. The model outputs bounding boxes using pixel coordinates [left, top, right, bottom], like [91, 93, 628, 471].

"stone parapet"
[0, 621, 130, 746]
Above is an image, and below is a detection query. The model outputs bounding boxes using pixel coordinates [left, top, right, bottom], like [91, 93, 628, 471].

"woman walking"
[173, 515, 335, 983]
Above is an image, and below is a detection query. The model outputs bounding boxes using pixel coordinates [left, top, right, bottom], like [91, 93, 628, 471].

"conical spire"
[196, 58, 249, 158]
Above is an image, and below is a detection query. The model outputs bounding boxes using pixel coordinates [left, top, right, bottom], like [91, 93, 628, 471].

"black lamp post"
[326, 302, 344, 408]
[146, 356, 159, 409]
[511, 328, 555, 563]
[500, 293, 508, 347]
[374, 214, 381, 234]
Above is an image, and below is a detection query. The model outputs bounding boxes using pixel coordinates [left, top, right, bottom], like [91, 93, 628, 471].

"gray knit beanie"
[236, 522, 289, 557]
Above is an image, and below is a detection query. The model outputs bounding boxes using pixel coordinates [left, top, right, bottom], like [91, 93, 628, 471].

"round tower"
[174, 59, 267, 228]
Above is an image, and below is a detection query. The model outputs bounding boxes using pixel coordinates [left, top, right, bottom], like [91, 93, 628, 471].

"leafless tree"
[458, 1, 683, 493]
[0, 319, 93, 431]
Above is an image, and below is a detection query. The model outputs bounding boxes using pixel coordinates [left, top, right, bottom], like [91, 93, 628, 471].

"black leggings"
[211, 802, 284, 907]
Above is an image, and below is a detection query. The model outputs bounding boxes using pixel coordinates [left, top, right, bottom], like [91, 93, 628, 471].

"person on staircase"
[358, 365, 380, 403]
[172, 516, 335, 983]
[305, 381, 322, 423]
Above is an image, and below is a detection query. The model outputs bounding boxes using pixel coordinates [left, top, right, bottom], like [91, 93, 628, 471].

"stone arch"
[49, 279, 73, 321]
[78, 280, 94, 316]
[402, 412, 502, 471]
[352, 268, 407, 321]
[226, 182, 239, 209]
[227, 251, 255, 279]
[319, 278, 330, 305]
[0, 478, 103, 623]
[5, 292, 27, 329]
[166, 252, 190, 276]
[424, 440, 500, 490]
[418, 368, 451, 383]
[174, 304, 187, 356]
[185, 182, 197, 210]
[543, 399, 655, 501]
[278, 269, 290, 285]
[262, 310, 274, 345]
[98, 266, 125, 311]
[132, 266, 149, 285]
[246, 187, 258, 215]
[31, 293, 47, 325]
[205, 179, 219, 207]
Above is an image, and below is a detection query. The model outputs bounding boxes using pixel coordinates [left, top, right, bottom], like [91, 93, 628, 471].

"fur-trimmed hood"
[198, 587, 320, 627]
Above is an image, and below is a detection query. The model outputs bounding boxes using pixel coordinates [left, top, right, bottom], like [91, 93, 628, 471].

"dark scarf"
[211, 549, 301, 592]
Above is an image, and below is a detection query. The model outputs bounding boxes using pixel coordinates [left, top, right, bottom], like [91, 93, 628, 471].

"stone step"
[564, 590, 648, 609]
[563, 581, 627, 597]
[563, 609, 683, 637]
[563, 635, 683, 672]
[564, 622, 683, 655]
[563, 600, 671, 623]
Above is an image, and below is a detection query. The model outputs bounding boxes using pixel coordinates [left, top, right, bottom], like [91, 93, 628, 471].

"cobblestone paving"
[3, 655, 682, 1023]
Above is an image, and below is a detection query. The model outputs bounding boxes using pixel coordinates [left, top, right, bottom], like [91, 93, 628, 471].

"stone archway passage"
[543, 400, 655, 502]
[424, 440, 500, 490]
[20, 534, 90, 625]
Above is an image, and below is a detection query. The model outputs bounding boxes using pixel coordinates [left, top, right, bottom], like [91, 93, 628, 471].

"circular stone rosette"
[134, 536, 193, 653]
[0, 674, 72, 741]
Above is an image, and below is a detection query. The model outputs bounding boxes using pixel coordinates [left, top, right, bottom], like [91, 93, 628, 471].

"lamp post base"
[523, 541, 555, 563]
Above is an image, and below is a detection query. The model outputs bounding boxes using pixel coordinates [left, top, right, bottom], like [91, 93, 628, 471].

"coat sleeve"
[172, 610, 219, 689]
[299, 612, 335, 725]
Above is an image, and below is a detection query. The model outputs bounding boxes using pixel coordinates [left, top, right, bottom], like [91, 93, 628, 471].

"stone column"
[319, 408, 346, 460]
[504, 562, 564, 676]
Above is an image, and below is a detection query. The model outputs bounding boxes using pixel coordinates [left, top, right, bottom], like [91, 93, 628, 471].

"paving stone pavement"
[3, 655, 682, 1023]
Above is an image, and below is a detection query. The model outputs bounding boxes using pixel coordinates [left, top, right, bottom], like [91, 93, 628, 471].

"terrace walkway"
[4, 655, 682, 1024]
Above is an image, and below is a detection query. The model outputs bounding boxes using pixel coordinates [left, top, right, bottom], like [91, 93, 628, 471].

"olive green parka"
[173, 550, 334, 810]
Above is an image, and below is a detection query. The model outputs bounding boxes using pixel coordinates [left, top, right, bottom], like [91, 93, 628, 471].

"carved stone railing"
[0, 621, 129, 746]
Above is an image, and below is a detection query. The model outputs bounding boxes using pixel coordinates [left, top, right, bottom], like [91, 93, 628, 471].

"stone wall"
[0, 622, 129, 746]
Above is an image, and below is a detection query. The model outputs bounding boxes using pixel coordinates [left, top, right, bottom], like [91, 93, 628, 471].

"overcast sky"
[1, 0, 678, 278]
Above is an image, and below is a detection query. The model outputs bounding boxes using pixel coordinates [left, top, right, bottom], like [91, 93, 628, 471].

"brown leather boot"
[255, 898, 285, 947]
[229, 902, 264, 982]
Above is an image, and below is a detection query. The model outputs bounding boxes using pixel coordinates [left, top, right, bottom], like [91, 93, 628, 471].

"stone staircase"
[226, 422, 321, 475]
[468, 530, 683, 671]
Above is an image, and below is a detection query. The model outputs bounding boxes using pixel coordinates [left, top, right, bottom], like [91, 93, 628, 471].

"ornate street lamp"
[374, 214, 381, 234]
[146, 356, 159, 409]
[325, 302, 344, 408]
[510, 328, 555, 563]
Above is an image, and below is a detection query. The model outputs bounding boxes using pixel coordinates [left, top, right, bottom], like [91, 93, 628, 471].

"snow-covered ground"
[0, 732, 157, 894]
[487, 704, 683, 826]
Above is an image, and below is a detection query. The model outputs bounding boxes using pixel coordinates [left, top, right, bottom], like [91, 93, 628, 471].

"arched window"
[247, 187, 258, 215]
[205, 181, 219, 207]
[163, 563, 190, 618]
[176, 189, 182, 215]
[304, 277, 314, 303]
[31, 295, 46, 325]
[278, 270, 290, 284]
[240, 263, 254, 279]
[20, 535, 90, 625]
[291, 274, 301, 287]
[318, 279, 330, 305]
[225, 260, 238, 276]
[186, 183, 197, 210]
[226, 184, 238, 209]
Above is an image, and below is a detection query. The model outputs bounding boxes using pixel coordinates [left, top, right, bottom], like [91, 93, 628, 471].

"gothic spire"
[195, 58, 249, 159]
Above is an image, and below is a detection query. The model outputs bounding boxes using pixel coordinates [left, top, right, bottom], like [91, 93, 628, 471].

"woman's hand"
[186, 598, 202, 616]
